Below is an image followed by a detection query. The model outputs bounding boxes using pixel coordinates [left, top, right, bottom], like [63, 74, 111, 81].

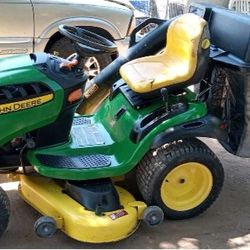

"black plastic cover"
[31, 52, 87, 148]
[64, 178, 121, 214]
[151, 114, 230, 152]
[32, 52, 88, 89]
[189, 4, 250, 157]
[36, 154, 111, 169]
[209, 8, 250, 64]
[189, 3, 250, 69]
[221, 69, 250, 157]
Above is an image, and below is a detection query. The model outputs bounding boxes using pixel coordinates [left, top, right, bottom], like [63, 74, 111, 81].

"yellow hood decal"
[0, 93, 54, 115]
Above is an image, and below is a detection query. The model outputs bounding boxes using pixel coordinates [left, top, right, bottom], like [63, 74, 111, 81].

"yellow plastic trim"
[160, 162, 213, 211]
[18, 175, 147, 243]
[128, 201, 148, 220]
[111, 175, 125, 183]
[8, 172, 20, 181]
[0, 93, 53, 115]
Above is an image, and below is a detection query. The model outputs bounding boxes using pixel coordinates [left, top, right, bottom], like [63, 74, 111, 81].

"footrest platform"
[36, 154, 111, 169]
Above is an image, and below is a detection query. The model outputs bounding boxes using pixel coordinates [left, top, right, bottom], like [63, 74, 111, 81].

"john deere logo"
[0, 93, 54, 115]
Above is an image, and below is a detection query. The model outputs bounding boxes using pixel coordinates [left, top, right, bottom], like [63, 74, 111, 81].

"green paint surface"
[0, 54, 63, 146]
[28, 90, 207, 180]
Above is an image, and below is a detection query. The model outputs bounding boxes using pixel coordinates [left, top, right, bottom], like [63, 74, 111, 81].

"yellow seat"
[120, 13, 210, 94]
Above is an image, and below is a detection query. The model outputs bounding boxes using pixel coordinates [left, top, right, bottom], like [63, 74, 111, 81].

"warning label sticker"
[109, 210, 128, 220]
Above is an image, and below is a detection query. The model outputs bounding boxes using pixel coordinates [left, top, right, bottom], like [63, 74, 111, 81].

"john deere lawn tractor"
[0, 3, 249, 243]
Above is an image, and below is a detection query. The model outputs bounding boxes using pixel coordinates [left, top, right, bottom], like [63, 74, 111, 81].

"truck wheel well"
[44, 26, 118, 59]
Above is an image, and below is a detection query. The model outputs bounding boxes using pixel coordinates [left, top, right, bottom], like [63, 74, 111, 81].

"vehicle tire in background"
[0, 186, 10, 237]
[49, 37, 112, 82]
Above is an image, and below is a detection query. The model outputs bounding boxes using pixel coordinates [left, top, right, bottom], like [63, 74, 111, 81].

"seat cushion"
[120, 53, 192, 93]
[120, 13, 208, 94]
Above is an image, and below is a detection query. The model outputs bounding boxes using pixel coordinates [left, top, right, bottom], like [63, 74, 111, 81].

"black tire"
[48, 37, 112, 81]
[143, 206, 164, 227]
[0, 186, 10, 237]
[34, 216, 57, 238]
[136, 138, 224, 220]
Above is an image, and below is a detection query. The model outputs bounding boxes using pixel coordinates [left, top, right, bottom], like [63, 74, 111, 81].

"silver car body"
[0, 0, 135, 56]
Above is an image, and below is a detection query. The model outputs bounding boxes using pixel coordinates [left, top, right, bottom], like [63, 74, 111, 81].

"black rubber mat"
[72, 117, 92, 126]
[37, 154, 111, 169]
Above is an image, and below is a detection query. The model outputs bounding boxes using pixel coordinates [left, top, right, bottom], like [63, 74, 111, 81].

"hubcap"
[83, 57, 101, 81]
[161, 162, 213, 211]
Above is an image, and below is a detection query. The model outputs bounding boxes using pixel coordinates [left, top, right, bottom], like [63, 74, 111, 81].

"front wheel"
[0, 186, 10, 237]
[136, 138, 224, 220]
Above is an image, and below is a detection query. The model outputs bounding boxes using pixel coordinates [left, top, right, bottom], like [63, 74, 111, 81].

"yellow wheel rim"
[161, 162, 213, 211]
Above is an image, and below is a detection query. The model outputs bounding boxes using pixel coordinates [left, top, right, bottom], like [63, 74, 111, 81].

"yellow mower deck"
[18, 175, 147, 243]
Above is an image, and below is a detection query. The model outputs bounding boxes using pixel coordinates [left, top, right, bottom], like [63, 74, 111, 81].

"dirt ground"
[0, 138, 250, 249]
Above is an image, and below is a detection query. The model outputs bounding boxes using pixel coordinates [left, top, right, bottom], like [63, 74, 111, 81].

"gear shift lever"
[161, 88, 169, 113]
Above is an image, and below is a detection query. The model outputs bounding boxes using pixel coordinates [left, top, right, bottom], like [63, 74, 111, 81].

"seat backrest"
[165, 13, 210, 77]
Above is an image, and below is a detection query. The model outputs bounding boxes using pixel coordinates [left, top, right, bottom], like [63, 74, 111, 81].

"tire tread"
[136, 138, 224, 219]
[0, 186, 10, 237]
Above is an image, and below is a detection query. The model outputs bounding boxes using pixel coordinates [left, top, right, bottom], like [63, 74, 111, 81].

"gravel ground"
[0, 138, 250, 249]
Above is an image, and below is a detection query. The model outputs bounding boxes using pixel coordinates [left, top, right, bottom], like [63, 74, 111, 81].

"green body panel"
[28, 90, 207, 180]
[0, 55, 64, 146]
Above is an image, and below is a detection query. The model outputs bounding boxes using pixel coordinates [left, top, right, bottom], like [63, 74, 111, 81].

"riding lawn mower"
[0, 3, 249, 243]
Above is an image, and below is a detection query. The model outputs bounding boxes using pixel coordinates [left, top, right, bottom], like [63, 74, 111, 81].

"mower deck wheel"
[143, 206, 164, 227]
[34, 216, 57, 238]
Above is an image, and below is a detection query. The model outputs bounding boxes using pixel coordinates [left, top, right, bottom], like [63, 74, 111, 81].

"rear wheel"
[136, 138, 224, 219]
[48, 37, 112, 82]
[0, 186, 10, 237]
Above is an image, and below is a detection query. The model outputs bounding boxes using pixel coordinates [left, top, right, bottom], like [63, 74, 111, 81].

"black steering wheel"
[58, 25, 117, 55]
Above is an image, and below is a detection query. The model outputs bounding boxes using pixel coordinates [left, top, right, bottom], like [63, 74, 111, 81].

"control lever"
[161, 88, 170, 113]
[59, 53, 80, 71]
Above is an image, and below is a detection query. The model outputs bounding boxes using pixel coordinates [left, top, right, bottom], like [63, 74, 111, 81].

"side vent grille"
[0, 82, 51, 104]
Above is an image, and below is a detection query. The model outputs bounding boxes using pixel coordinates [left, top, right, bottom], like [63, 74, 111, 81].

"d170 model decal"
[0, 93, 54, 115]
